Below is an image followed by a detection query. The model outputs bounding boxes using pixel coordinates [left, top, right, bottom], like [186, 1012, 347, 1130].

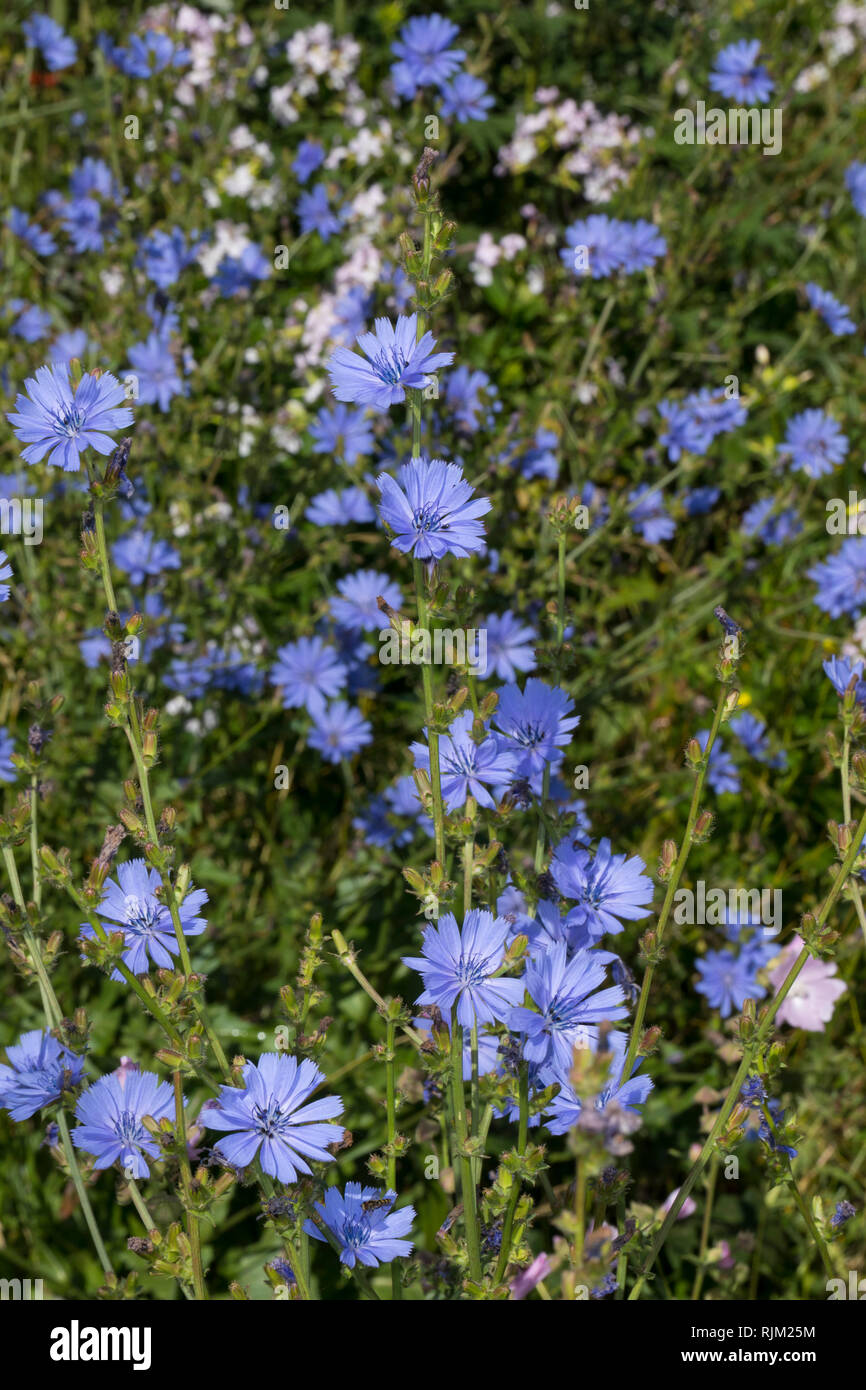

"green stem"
[615, 1194, 628, 1298]
[450, 1003, 482, 1281]
[90, 492, 230, 1082]
[690, 1153, 719, 1299]
[173, 1071, 207, 1300]
[3, 845, 60, 1026]
[841, 724, 866, 946]
[574, 1155, 586, 1268]
[2, 847, 114, 1272]
[621, 684, 728, 1081]
[760, 1104, 834, 1279]
[533, 763, 551, 876]
[495, 1060, 529, 1283]
[413, 557, 446, 864]
[57, 1110, 113, 1275]
[126, 1177, 157, 1233]
[462, 797, 475, 915]
[30, 774, 41, 910]
[575, 293, 617, 393]
[385, 1015, 401, 1301]
[556, 531, 566, 644]
[331, 930, 426, 1048]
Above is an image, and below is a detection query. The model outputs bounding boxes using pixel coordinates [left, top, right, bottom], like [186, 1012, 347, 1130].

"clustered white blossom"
[495, 89, 645, 202]
[270, 22, 363, 124]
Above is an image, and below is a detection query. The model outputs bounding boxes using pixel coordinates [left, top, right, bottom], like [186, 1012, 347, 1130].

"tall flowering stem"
[404, 156, 451, 866]
[690, 1153, 720, 1299]
[620, 679, 730, 1082]
[1, 844, 113, 1275]
[384, 1010, 401, 1301]
[494, 1059, 530, 1283]
[85, 469, 230, 1083]
[629, 791, 866, 1297]
[450, 1001, 483, 1281]
[173, 1070, 207, 1300]
[413, 557, 446, 864]
[839, 717, 866, 945]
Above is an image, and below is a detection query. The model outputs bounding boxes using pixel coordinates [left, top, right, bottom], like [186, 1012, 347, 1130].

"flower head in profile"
[293, 139, 326, 183]
[100, 30, 191, 78]
[297, 183, 344, 242]
[401, 909, 525, 1027]
[551, 837, 654, 939]
[327, 314, 453, 411]
[741, 497, 801, 547]
[493, 678, 580, 779]
[767, 934, 846, 1031]
[831, 1200, 856, 1230]
[628, 485, 676, 544]
[22, 14, 77, 71]
[72, 1067, 175, 1178]
[846, 161, 866, 218]
[0, 552, 12, 605]
[7, 365, 133, 472]
[79, 859, 208, 978]
[377, 456, 491, 560]
[200, 1054, 344, 1183]
[8, 208, 57, 257]
[823, 655, 866, 704]
[805, 283, 856, 336]
[809, 539, 866, 619]
[509, 941, 628, 1071]
[213, 244, 270, 297]
[305, 1184, 416, 1268]
[412, 710, 515, 811]
[0, 1029, 86, 1121]
[728, 711, 787, 769]
[0, 728, 15, 782]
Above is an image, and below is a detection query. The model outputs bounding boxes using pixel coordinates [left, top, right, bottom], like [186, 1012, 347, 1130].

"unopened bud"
[685, 738, 703, 767]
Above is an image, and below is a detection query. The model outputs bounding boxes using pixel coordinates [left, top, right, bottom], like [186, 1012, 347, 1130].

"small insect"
[362, 1197, 392, 1213]
[713, 605, 742, 636]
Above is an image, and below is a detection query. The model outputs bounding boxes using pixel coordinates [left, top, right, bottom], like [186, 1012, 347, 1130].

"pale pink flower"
[768, 934, 846, 1031]
[661, 1188, 696, 1219]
